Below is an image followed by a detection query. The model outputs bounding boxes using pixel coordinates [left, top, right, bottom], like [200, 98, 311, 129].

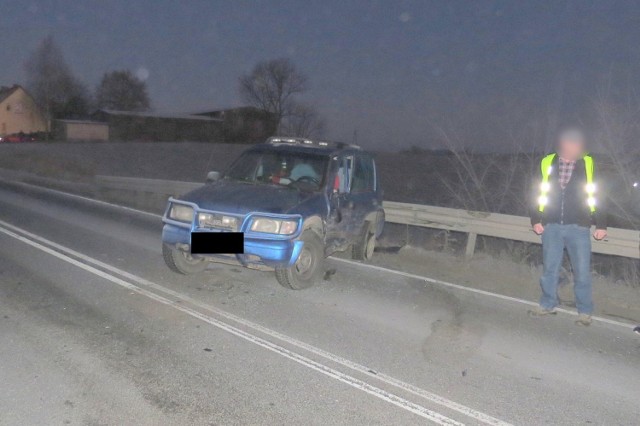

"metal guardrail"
[95, 175, 640, 260]
[384, 201, 640, 259]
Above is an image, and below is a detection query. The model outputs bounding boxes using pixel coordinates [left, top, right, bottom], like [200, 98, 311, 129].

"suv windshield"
[225, 150, 328, 190]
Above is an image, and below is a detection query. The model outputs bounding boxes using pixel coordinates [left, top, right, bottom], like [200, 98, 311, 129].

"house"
[54, 119, 109, 141]
[0, 85, 47, 136]
[90, 107, 274, 143]
[195, 106, 276, 143]
[91, 109, 223, 142]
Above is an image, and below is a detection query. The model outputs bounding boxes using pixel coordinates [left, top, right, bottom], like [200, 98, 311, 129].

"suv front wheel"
[275, 231, 324, 290]
[163, 244, 208, 275]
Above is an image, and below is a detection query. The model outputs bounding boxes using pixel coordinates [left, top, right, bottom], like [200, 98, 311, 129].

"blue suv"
[161, 137, 384, 289]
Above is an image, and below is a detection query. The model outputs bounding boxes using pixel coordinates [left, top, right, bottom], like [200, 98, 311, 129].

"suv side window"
[335, 155, 354, 194]
[351, 155, 375, 193]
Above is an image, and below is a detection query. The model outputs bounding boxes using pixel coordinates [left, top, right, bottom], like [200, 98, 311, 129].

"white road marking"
[0, 218, 512, 426]
[0, 222, 461, 425]
[3, 180, 633, 329]
[331, 258, 634, 328]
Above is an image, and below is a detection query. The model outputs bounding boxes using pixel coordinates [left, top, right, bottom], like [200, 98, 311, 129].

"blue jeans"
[540, 223, 593, 314]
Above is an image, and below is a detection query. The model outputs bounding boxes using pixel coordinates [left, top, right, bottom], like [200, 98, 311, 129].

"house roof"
[0, 85, 23, 104]
[95, 109, 223, 122]
[193, 106, 270, 117]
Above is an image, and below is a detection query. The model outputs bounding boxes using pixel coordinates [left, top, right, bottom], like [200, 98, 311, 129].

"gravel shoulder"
[373, 246, 640, 323]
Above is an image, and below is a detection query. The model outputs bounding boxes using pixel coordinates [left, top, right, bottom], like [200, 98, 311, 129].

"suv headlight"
[168, 204, 194, 222]
[250, 218, 298, 235]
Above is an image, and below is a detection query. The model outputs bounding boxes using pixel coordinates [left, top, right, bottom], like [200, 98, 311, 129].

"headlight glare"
[198, 212, 212, 224]
[169, 204, 194, 222]
[221, 215, 236, 227]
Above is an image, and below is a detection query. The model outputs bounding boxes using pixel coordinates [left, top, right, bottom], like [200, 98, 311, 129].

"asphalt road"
[0, 181, 638, 426]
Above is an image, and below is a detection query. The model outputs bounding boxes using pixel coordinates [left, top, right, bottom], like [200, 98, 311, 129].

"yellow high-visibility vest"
[538, 153, 596, 213]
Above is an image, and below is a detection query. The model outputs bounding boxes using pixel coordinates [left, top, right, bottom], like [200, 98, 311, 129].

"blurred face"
[557, 130, 585, 161]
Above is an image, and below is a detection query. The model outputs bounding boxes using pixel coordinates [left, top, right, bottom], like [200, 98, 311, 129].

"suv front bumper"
[162, 223, 304, 268]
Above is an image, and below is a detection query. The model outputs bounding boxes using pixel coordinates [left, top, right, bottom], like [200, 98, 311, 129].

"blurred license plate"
[191, 232, 244, 254]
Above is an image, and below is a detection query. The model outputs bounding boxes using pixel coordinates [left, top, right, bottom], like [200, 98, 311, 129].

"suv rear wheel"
[275, 231, 324, 290]
[352, 221, 376, 262]
[163, 244, 208, 275]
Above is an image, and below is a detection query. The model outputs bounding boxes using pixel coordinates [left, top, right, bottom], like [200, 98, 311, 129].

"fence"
[93, 175, 638, 260]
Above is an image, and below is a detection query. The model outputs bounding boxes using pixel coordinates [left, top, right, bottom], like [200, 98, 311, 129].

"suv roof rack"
[267, 136, 360, 150]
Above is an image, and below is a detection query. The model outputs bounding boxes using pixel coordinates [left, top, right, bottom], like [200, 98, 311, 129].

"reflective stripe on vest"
[584, 155, 596, 213]
[537, 153, 596, 213]
[537, 154, 556, 212]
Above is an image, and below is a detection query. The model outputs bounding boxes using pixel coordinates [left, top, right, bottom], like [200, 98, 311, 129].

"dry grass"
[0, 149, 96, 180]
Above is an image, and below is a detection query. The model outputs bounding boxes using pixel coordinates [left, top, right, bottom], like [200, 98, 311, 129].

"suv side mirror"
[206, 171, 221, 183]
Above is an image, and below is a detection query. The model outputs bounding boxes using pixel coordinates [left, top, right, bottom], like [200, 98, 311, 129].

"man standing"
[530, 128, 607, 326]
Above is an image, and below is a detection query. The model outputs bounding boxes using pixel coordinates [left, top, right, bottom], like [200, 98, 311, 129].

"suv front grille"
[197, 212, 240, 231]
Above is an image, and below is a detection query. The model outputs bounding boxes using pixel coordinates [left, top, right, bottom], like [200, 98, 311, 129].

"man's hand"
[593, 229, 607, 240]
[533, 223, 544, 235]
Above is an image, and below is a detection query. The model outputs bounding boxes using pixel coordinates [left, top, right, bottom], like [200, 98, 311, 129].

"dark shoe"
[575, 314, 592, 326]
[528, 306, 557, 317]
[633, 326, 640, 335]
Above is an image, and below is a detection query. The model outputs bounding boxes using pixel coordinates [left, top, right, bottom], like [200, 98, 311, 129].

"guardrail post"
[465, 232, 477, 260]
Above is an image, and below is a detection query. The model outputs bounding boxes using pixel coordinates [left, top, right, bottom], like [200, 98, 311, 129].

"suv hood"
[179, 180, 311, 215]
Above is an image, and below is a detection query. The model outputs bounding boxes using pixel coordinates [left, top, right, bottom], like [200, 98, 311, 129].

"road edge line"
[0, 221, 465, 426]
[0, 217, 511, 426]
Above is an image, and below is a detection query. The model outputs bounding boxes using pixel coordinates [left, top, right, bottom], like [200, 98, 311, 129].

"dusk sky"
[2, 0, 639, 150]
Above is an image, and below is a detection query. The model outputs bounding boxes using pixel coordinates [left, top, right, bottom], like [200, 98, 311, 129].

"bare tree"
[239, 58, 307, 133]
[25, 36, 90, 127]
[281, 103, 326, 138]
[96, 70, 150, 111]
[430, 99, 541, 215]
[591, 81, 640, 228]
